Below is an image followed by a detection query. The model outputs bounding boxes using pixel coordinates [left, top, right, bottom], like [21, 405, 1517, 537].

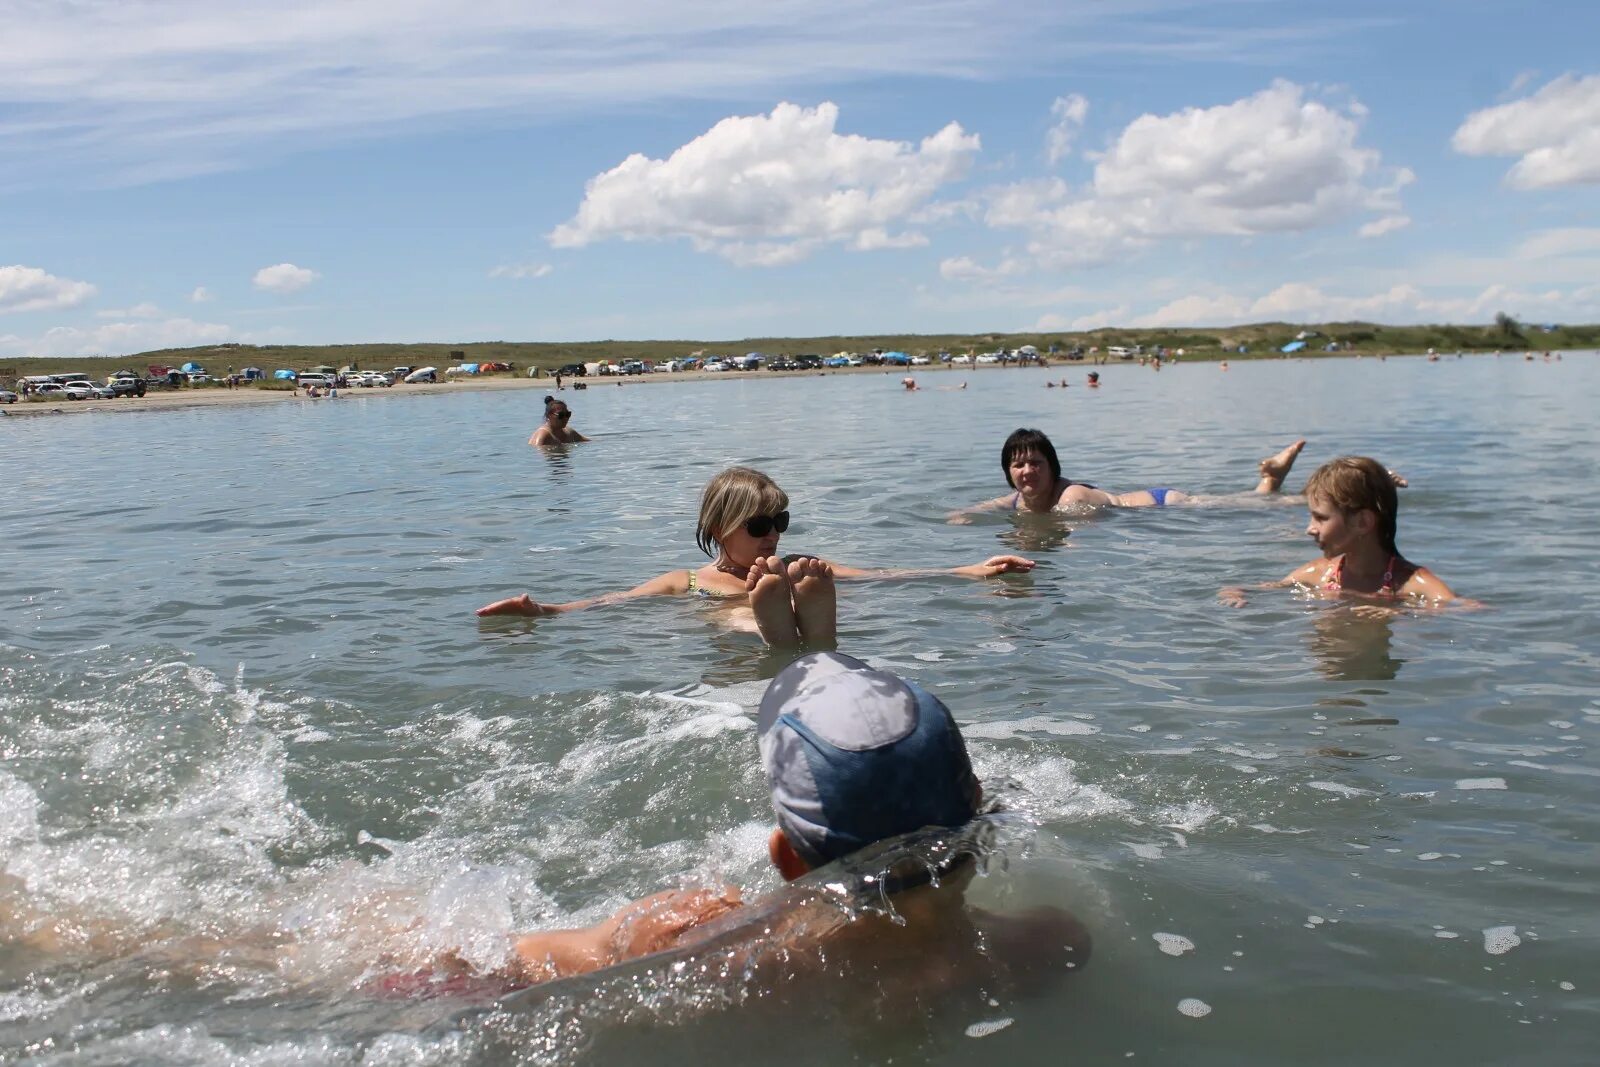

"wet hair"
[543, 395, 569, 416]
[1001, 428, 1062, 488]
[696, 467, 789, 557]
[1304, 456, 1399, 555]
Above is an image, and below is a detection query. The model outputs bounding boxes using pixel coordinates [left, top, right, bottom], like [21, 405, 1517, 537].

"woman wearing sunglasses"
[476, 467, 1034, 647]
[529, 396, 590, 446]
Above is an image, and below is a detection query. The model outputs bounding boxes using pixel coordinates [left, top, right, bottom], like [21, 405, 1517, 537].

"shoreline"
[2, 349, 1581, 419]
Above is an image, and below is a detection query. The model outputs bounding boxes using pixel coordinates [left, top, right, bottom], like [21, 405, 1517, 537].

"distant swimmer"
[949, 429, 1306, 521]
[528, 396, 590, 446]
[477, 467, 1033, 647]
[1220, 456, 1469, 608]
[471, 653, 1089, 989]
[901, 377, 919, 391]
[1086, 372, 1100, 388]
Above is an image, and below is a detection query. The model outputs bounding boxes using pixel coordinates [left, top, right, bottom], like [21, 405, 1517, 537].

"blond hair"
[1304, 456, 1399, 555]
[696, 467, 789, 557]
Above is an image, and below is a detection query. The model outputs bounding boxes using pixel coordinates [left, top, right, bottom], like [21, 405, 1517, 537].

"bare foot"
[745, 556, 800, 646]
[787, 556, 837, 648]
[1255, 438, 1307, 493]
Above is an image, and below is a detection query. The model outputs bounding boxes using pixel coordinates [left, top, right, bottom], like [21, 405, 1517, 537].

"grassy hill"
[5, 320, 1594, 382]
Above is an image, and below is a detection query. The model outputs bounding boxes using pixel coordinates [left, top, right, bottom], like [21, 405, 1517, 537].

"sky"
[2, 0, 1598, 357]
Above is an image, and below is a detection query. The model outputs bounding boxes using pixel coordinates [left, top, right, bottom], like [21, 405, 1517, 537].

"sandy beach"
[1, 363, 986, 418]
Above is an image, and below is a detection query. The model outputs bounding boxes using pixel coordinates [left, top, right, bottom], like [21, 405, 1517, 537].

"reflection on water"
[1307, 606, 1406, 681]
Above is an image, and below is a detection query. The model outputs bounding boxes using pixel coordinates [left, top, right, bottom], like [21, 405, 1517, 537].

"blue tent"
[274, 369, 296, 380]
[882, 351, 912, 365]
[459, 363, 480, 374]
[181, 361, 205, 373]
[1281, 341, 1306, 353]
[241, 367, 264, 380]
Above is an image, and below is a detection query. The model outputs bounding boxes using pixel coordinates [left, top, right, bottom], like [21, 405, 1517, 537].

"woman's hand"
[607, 886, 744, 960]
[475, 594, 560, 617]
[1218, 586, 1248, 608]
[958, 555, 1035, 578]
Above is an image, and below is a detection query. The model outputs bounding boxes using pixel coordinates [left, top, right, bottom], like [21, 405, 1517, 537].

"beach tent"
[1281, 341, 1307, 353]
[274, 369, 296, 380]
[459, 363, 479, 374]
[1018, 345, 1039, 356]
[241, 367, 263, 380]
[180, 361, 204, 373]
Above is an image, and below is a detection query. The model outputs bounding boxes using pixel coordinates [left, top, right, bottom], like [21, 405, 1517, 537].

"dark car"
[107, 377, 146, 397]
[795, 354, 823, 369]
[767, 358, 800, 371]
[555, 363, 587, 378]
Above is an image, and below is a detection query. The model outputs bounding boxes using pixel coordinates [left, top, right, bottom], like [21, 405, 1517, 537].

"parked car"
[107, 376, 145, 397]
[0, 389, 18, 403]
[554, 363, 586, 378]
[822, 356, 850, 368]
[619, 360, 647, 375]
[767, 358, 799, 371]
[64, 380, 115, 399]
[795, 354, 824, 369]
[403, 367, 438, 384]
[911, 355, 930, 365]
[703, 361, 730, 372]
[295, 373, 333, 390]
[975, 354, 1000, 365]
[34, 383, 68, 398]
[185, 372, 210, 384]
[951, 354, 973, 365]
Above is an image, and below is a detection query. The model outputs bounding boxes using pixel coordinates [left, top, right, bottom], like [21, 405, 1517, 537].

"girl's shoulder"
[1398, 563, 1456, 601]
[1288, 557, 1335, 583]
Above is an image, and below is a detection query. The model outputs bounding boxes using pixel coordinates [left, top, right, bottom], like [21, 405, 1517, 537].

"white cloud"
[94, 301, 161, 319]
[550, 102, 980, 266]
[489, 263, 553, 280]
[1453, 74, 1600, 188]
[1, 317, 233, 357]
[1046, 93, 1089, 165]
[969, 82, 1409, 271]
[252, 263, 318, 293]
[1515, 227, 1600, 259]
[1358, 214, 1411, 238]
[190, 286, 213, 303]
[0, 265, 97, 315]
[0, 2, 1368, 187]
[1064, 280, 1600, 330]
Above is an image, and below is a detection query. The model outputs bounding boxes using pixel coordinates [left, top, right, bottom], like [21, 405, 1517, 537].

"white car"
[64, 380, 113, 399]
[975, 354, 1000, 365]
[951, 354, 973, 365]
[911, 355, 930, 365]
[703, 361, 730, 372]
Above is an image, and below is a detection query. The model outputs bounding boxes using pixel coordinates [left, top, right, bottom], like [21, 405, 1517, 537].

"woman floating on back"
[950, 428, 1306, 520]
[477, 467, 1033, 647]
[1220, 456, 1462, 606]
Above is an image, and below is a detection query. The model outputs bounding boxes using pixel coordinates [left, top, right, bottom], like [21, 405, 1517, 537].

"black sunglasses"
[552, 409, 571, 418]
[744, 511, 790, 538]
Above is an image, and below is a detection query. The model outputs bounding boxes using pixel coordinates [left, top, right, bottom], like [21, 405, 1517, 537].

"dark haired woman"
[529, 396, 590, 446]
[949, 429, 1305, 521]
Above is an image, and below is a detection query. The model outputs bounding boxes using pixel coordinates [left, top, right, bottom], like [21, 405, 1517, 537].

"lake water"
[2, 354, 1597, 1065]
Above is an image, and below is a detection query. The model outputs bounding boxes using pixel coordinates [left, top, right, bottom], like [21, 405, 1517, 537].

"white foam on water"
[1153, 933, 1194, 956]
[1125, 842, 1164, 860]
[431, 555, 478, 564]
[1548, 721, 1574, 729]
[1483, 926, 1522, 955]
[962, 715, 1100, 739]
[1129, 724, 1151, 733]
[1177, 998, 1212, 1018]
[1307, 915, 1325, 925]
[1250, 823, 1309, 835]
[965, 1017, 1015, 1038]
[912, 651, 944, 662]
[1435, 930, 1459, 939]
[1418, 852, 1444, 861]
[1560, 981, 1575, 991]
[1507, 760, 1600, 778]
[1456, 778, 1507, 790]
[1308, 781, 1375, 797]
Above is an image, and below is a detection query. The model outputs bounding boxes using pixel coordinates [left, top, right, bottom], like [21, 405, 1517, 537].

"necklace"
[713, 559, 749, 580]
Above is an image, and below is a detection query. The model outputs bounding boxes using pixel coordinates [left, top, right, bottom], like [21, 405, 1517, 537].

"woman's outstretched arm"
[476, 570, 691, 617]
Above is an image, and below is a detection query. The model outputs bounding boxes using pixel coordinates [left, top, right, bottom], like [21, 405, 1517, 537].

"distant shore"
[2, 349, 1583, 419]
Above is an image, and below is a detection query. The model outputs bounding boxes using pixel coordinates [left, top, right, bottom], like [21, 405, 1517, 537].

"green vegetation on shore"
[6, 319, 1595, 381]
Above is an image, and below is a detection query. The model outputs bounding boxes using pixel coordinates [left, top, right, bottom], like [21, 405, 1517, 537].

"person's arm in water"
[946, 494, 1017, 524]
[476, 569, 691, 617]
[1219, 560, 1323, 607]
[505, 886, 743, 984]
[529, 426, 555, 446]
[829, 555, 1035, 580]
[567, 429, 592, 443]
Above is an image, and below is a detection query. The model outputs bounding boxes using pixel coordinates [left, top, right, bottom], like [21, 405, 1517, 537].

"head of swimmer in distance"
[758, 652, 983, 884]
[543, 396, 573, 424]
[696, 466, 791, 564]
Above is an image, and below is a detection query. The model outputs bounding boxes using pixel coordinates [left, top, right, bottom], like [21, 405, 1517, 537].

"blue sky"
[2, 0, 1597, 356]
